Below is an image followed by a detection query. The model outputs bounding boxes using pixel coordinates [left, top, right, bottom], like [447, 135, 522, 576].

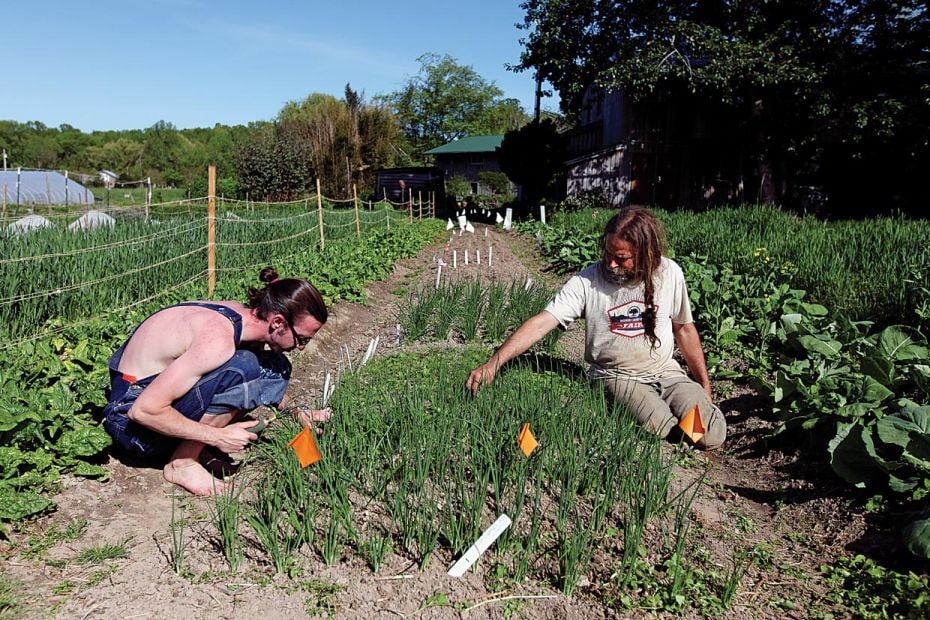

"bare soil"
[0, 223, 898, 619]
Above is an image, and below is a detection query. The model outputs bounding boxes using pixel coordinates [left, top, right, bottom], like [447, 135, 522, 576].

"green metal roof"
[424, 135, 504, 155]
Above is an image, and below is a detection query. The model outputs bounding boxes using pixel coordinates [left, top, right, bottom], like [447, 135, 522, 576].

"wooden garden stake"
[207, 165, 216, 298]
[353, 183, 360, 238]
[317, 178, 325, 251]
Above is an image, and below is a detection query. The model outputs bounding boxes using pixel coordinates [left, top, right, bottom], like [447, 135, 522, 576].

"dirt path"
[2, 222, 864, 619]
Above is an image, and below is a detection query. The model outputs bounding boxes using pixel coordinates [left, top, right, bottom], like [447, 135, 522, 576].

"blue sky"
[4, 0, 556, 132]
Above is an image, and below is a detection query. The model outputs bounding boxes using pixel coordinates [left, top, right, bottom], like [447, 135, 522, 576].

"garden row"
[0, 199, 424, 344]
[520, 206, 930, 559]
[0, 215, 445, 529]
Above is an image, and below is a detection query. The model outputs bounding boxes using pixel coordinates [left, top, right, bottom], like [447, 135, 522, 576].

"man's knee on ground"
[694, 409, 726, 450]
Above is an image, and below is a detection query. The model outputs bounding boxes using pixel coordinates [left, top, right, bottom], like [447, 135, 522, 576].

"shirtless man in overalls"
[103, 267, 330, 495]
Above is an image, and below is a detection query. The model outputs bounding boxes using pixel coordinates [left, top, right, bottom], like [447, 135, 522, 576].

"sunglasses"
[286, 318, 312, 347]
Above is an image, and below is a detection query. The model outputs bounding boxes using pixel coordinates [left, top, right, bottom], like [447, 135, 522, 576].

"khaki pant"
[602, 373, 726, 450]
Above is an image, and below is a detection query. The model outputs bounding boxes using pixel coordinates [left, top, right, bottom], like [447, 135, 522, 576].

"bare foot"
[163, 459, 226, 496]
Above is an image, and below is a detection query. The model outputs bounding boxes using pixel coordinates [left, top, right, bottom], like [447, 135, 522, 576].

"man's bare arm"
[466, 311, 560, 394]
[673, 321, 713, 402]
[128, 323, 257, 453]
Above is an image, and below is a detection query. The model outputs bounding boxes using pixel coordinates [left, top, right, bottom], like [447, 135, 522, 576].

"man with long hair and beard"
[467, 206, 725, 450]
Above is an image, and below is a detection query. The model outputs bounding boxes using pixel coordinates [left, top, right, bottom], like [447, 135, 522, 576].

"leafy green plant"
[822, 554, 930, 619]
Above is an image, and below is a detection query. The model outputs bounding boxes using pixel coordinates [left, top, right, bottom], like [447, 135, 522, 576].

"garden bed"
[1, 223, 924, 619]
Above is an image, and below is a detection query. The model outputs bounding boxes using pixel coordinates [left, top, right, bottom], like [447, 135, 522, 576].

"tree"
[385, 53, 530, 157]
[276, 87, 403, 198]
[516, 0, 929, 213]
[235, 124, 313, 201]
[497, 118, 566, 206]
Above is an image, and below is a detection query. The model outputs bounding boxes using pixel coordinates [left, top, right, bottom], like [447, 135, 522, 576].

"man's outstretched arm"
[466, 311, 560, 394]
[673, 321, 713, 402]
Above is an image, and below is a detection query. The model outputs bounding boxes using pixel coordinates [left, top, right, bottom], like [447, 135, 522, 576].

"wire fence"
[0, 192, 435, 348]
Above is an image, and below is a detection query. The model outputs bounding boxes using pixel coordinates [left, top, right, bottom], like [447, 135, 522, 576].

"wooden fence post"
[408, 188, 413, 223]
[317, 178, 325, 251]
[418, 191, 423, 219]
[208, 165, 216, 298]
[2, 185, 7, 220]
[353, 183, 360, 238]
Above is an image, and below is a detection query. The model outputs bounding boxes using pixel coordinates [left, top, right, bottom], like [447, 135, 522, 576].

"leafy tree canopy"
[497, 118, 566, 206]
[385, 53, 530, 157]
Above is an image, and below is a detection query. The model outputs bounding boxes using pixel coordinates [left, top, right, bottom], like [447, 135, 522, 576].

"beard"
[601, 262, 637, 286]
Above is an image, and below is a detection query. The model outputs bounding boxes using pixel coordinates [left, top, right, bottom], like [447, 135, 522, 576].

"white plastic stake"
[476, 249, 481, 264]
[539, 204, 546, 225]
[322, 372, 333, 407]
[435, 264, 442, 289]
[465, 250, 469, 265]
[488, 245, 493, 268]
[448, 514, 512, 577]
[395, 323, 402, 344]
[484, 227, 488, 237]
[453, 250, 457, 268]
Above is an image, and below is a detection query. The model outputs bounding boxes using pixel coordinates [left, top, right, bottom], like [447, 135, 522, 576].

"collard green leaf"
[861, 355, 895, 387]
[800, 302, 829, 317]
[779, 313, 804, 337]
[859, 376, 895, 405]
[872, 326, 928, 362]
[903, 514, 930, 559]
[798, 335, 843, 358]
[876, 406, 930, 448]
[829, 422, 882, 488]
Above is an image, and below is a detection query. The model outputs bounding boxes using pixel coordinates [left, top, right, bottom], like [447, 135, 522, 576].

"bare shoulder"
[122, 303, 241, 376]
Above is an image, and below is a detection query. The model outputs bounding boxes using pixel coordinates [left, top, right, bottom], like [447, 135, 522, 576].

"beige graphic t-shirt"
[545, 257, 693, 382]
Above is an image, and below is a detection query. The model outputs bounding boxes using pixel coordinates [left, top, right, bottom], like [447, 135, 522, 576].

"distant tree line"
[0, 55, 530, 202]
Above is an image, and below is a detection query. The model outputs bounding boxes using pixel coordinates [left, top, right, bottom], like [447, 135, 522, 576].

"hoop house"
[0, 170, 96, 205]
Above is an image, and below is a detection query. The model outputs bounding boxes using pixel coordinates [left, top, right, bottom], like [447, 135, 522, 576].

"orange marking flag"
[516, 422, 538, 457]
[678, 404, 706, 444]
[289, 427, 322, 468]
